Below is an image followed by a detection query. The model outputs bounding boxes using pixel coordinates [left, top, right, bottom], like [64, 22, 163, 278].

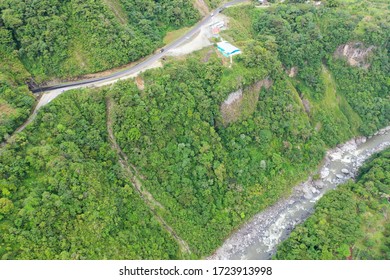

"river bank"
[209, 126, 390, 260]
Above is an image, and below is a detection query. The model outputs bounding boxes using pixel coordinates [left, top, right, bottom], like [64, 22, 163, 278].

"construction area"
[166, 12, 241, 60]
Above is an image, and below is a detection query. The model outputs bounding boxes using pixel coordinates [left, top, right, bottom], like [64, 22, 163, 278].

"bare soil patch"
[334, 42, 375, 69]
[193, 0, 210, 16]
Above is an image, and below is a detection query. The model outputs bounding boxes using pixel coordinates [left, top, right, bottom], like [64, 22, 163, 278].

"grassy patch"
[0, 103, 17, 117]
[102, 0, 128, 25]
[163, 27, 191, 45]
[297, 65, 361, 146]
[220, 5, 254, 43]
[321, 65, 362, 135]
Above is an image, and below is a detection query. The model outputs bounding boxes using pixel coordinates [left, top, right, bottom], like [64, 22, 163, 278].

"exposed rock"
[356, 136, 367, 145]
[287, 66, 298, 77]
[253, 78, 273, 91]
[310, 187, 319, 194]
[341, 168, 349, 174]
[315, 181, 325, 189]
[321, 168, 330, 179]
[334, 42, 375, 69]
[302, 98, 311, 115]
[223, 89, 243, 106]
[220, 79, 273, 125]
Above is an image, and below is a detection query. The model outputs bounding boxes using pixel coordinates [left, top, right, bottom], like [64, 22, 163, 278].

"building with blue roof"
[217, 41, 241, 57]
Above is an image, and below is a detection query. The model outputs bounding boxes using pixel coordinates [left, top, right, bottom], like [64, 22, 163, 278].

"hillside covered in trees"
[0, 0, 199, 81]
[275, 148, 390, 260]
[0, 90, 181, 259]
[0, 31, 34, 142]
[0, 0, 389, 259]
[0, 0, 200, 142]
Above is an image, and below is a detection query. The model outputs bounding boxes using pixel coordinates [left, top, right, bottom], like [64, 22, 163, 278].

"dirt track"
[105, 98, 191, 255]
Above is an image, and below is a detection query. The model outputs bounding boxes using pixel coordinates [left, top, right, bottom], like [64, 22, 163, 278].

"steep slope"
[0, 89, 181, 259]
[0, 28, 35, 142]
[0, 0, 199, 82]
[275, 148, 390, 260]
[0, 0, 199, 142]
[0, 1, 388, 260]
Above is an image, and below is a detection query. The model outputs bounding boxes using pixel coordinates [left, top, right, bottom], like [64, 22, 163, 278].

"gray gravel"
[209, 126, 390, 260]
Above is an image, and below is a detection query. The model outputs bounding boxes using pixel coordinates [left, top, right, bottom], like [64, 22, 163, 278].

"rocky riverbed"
[209, 126, 390, 260]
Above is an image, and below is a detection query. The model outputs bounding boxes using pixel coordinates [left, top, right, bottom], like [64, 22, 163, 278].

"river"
[210, 126, 390, 260]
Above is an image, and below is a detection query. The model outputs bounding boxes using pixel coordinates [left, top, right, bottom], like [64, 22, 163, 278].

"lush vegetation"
[96, 0, 389, 257]
[275, 148, 390, 260]
[204, 0, 224, 9]
[0, 0, 199, 82]
[108, 51, 324, 255]
[0, 0, 199, 142]
[244, 0, 389, 139]
[0, 28, 35, 142]
[0, 0, 388, 259]
[0, 90, 180, 259]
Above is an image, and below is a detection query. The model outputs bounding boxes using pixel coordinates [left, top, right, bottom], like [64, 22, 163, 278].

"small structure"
[217, 41, 241, 57]
[209, 21, 225, 36]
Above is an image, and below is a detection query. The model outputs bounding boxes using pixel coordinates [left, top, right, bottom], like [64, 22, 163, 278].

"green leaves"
[0, 198, 14, 215]
[0, 0, 199, 81]
[275, 149, 390, 260]
[0, 89, 180, 260]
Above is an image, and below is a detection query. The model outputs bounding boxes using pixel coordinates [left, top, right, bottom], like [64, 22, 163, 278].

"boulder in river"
[311, 187, 319, 194]
[304, 192, 313, 200]
[341, 168, 350, 174]
[356, 137, 367, 145]
[320, 168, 330, 179]
[314, 181, 325, 189]
[336, 174, 344, 179]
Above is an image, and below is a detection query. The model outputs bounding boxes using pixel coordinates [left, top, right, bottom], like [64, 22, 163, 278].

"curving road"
[0, 0, 250, 147]
[0, 0, 250, 148]
[32, 0, 249, 94]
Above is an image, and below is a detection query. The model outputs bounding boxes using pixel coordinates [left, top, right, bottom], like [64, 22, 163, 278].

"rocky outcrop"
[287, 66, 298, 78]
[334, 42, 375, 69]
[301, 98, 311, 115]
[220, 79, 273, 125]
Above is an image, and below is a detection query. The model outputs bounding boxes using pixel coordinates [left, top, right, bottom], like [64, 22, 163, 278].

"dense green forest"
[0, 90, 180, 259]
[0, 0, 201, 142]
[275, 148, 390, 260]
[0, 28, 35, 142]
[0, 0, 389, 259]
[0, 0, 199, 82]
[226, 0, 390, 138]
[108, 55, 325, 255]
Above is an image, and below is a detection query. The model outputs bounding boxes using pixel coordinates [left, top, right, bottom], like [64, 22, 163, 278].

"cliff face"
[220, 79, 273, 125]
[334, 42, 375, 69]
